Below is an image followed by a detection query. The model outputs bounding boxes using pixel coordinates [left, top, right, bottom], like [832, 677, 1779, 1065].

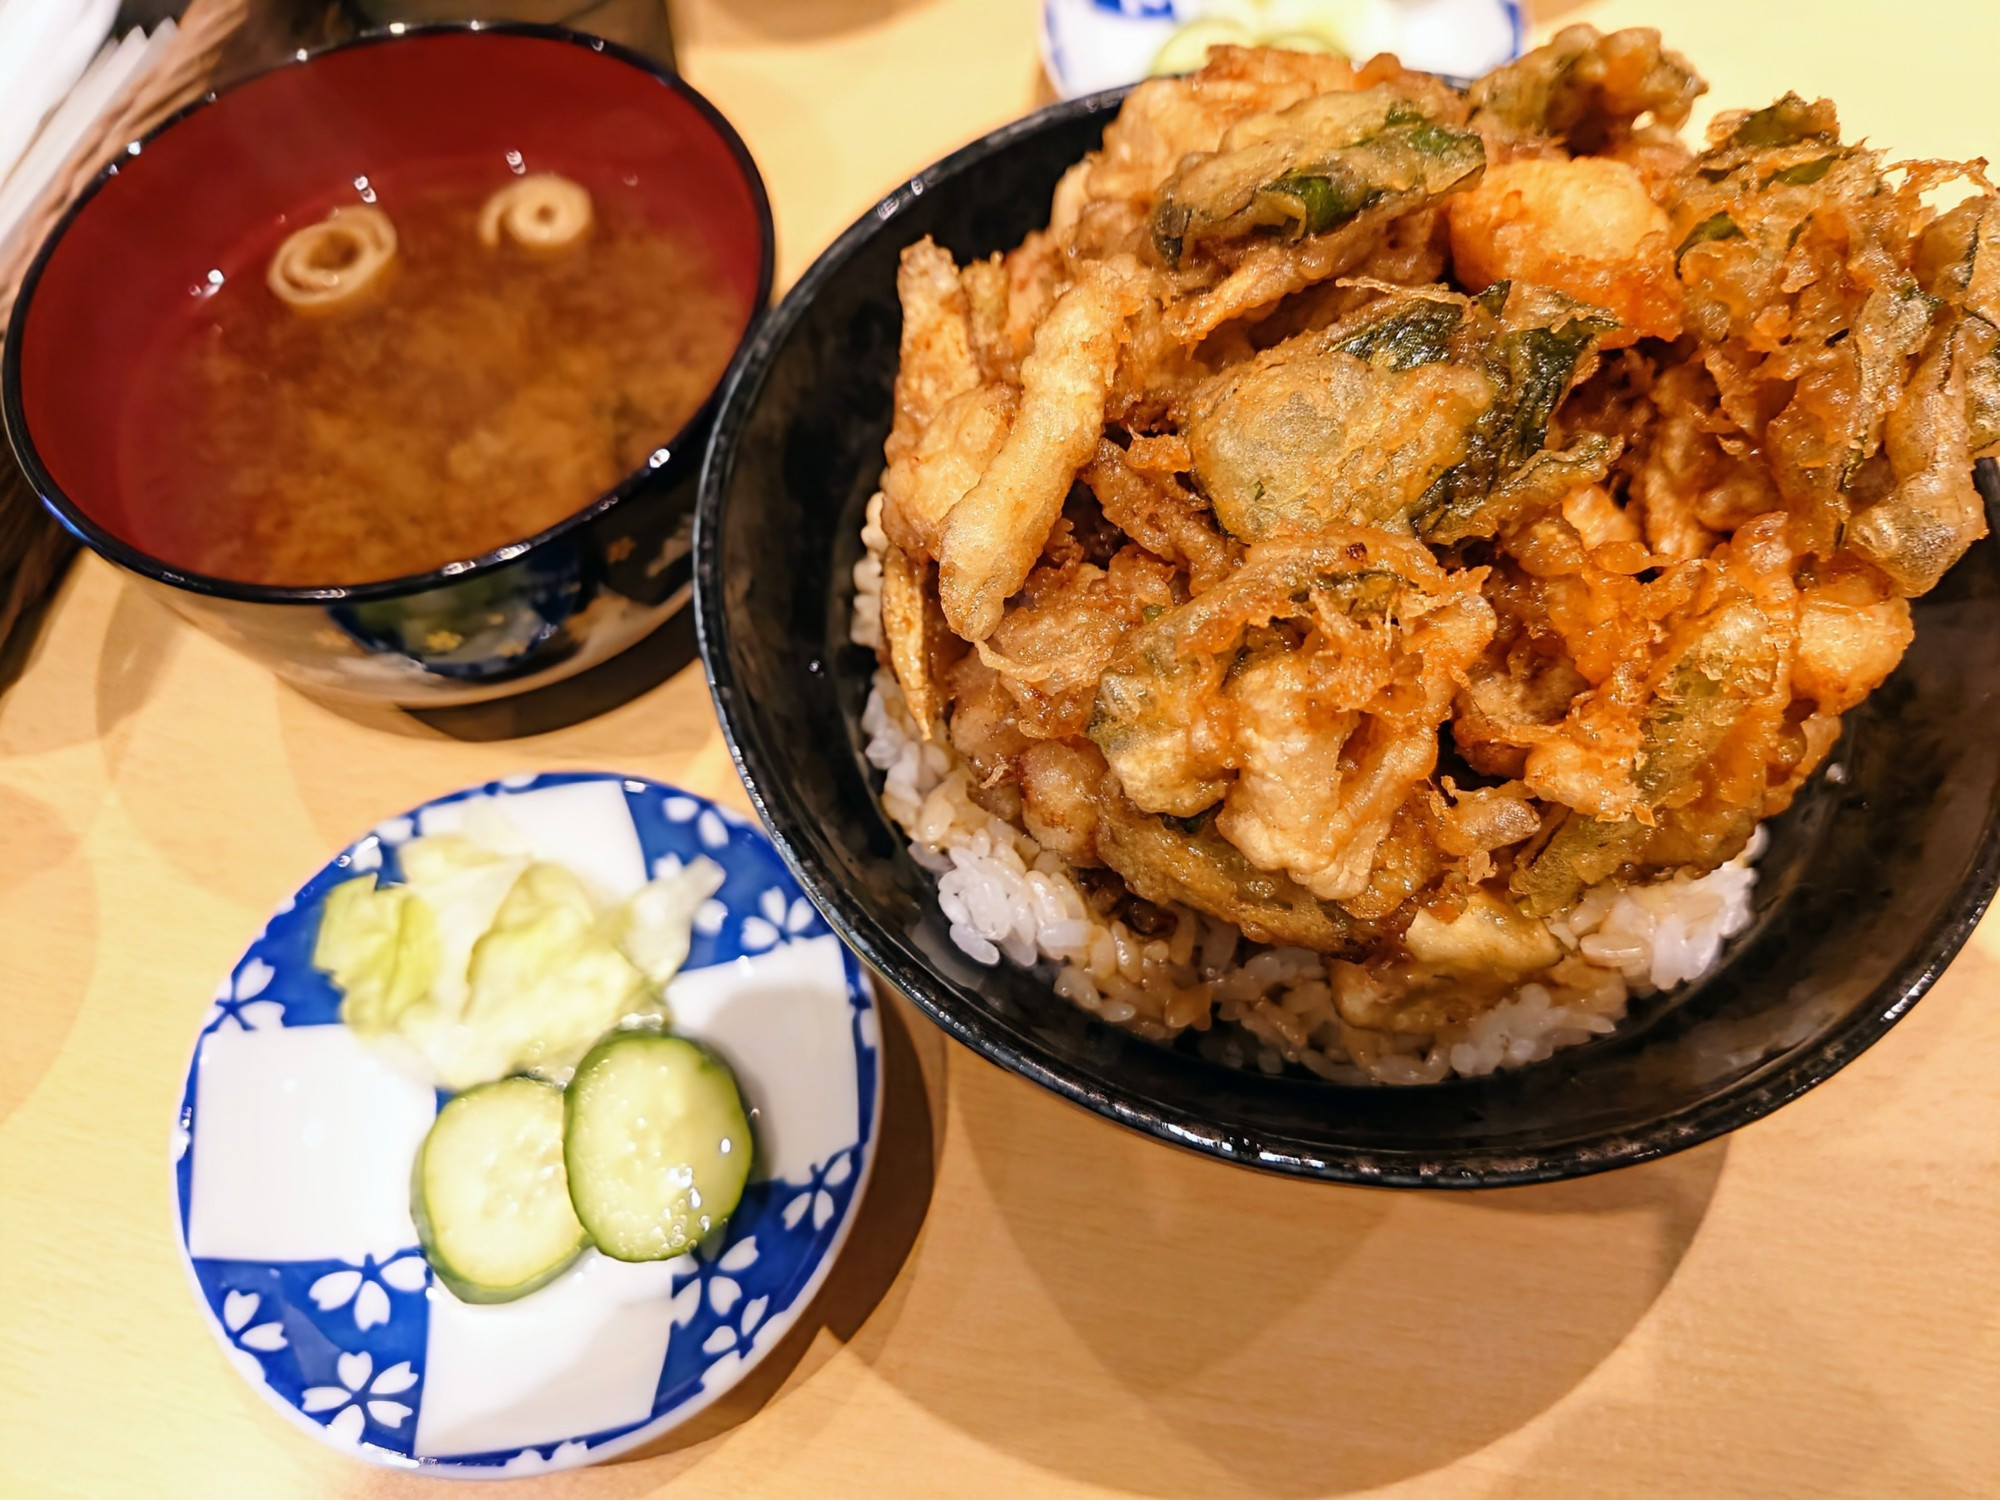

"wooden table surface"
[8, 2, 2000, 1495]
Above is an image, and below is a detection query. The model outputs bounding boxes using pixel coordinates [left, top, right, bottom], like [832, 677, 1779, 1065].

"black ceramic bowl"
[3, 24, 771, 707]
[695, 92, 2000, 1186]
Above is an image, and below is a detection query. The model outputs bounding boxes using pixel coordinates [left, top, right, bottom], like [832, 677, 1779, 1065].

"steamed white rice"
[850, 502, 1762, 1084]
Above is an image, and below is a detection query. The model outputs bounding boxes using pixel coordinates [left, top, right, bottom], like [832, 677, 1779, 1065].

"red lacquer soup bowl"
[3, 23, 772, 706]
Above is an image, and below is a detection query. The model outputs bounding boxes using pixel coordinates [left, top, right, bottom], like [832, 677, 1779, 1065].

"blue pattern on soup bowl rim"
[1, 22, 775, 708]
[170, 773, 880, 1474]
[691, 87, 2000, 1190]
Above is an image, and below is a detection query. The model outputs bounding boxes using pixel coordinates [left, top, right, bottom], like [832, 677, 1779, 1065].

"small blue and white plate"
[1040, 0, 1524, 100]
[170, 773, 879, 1476]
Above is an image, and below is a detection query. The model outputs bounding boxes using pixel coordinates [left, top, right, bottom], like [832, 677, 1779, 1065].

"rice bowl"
[694, 49, 2000, 1182]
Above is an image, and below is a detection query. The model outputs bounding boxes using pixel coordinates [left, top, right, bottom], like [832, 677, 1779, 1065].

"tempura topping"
[867, 27, 1994, 996]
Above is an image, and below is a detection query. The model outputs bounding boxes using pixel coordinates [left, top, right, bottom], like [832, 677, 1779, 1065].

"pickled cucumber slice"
[563, 1033, 753, 1262]
[412, 1076, 588, 1303]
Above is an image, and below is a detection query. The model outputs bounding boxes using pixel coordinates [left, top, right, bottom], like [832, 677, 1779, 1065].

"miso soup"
[118, 174, 751, 587]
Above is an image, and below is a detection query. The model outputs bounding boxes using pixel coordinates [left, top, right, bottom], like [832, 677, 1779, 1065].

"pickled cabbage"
[313, 816, 726, 1090]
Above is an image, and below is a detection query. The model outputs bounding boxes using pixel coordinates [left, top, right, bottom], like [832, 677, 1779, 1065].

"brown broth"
[117, 179, 748, 586]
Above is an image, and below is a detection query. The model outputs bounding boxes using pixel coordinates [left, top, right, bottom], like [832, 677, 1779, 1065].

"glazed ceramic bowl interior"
[4, 24, 769, 602]
[696, 93, 2000, 1186]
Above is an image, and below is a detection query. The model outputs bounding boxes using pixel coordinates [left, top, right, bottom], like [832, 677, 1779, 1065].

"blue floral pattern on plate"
[170, 774, 879, 1475]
